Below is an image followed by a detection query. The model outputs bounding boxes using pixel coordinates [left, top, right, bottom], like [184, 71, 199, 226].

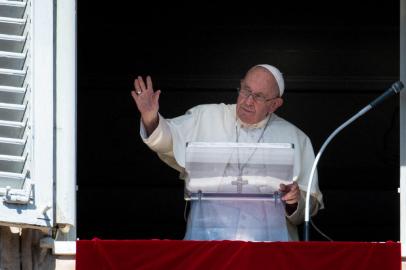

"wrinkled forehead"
[243, 67, 279, 95]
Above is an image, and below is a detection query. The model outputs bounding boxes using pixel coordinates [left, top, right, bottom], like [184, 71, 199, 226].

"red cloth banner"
[76, 239, 400, 270]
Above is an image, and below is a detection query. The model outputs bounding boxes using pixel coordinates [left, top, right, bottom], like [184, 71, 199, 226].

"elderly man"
[132, 64, 323, 241]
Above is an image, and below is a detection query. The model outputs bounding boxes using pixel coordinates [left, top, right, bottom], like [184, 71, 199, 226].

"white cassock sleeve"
[140, 113, 184, 173]
[140, 105, 227, 173]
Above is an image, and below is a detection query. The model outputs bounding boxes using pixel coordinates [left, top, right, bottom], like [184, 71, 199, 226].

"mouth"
[240, 106, 255, 114]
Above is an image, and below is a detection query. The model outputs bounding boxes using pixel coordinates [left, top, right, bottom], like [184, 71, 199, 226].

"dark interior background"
[77, 2, 400, 241]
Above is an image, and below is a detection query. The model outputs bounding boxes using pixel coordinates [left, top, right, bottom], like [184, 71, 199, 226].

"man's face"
[236, 68, 282, 124]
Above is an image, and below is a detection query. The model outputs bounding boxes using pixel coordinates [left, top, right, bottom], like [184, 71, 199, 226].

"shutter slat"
[0, 85, 26, 104]
[0, 153, 26, 173]
[0, 171, 25, 189]
[0, 137, 26, 156]
[0, 51, 26, 69]
[0, 68, 26, 87]
[0, 119, 26, 139]
[0, 17, 26, 35]
[0, 34, 26, 53]
[0, 1, 26, 19]
[0, 102, 26, 122]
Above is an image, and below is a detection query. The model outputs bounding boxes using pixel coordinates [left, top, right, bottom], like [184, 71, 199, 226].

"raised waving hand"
[131, 76, 161, 135]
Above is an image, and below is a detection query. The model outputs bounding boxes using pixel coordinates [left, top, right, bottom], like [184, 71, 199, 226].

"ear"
[268, 98, 284, 113]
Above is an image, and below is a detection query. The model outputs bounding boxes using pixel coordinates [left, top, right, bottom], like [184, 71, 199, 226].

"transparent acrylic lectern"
[184, 142, 294, 241]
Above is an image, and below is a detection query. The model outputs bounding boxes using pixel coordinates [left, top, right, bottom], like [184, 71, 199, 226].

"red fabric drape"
[76, 239, 401, 270]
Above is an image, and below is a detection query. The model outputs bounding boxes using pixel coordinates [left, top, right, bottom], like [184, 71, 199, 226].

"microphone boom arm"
[303, 81, 404, 241]
[303, 105, 371, 241]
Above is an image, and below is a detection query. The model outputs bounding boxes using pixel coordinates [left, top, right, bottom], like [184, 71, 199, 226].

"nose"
[244, 94, 255, 105]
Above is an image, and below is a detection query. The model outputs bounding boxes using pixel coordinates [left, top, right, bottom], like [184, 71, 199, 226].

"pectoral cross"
[231, 176, 248, 193]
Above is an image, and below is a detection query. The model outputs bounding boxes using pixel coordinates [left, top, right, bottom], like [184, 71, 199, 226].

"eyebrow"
[241, 83, 268, 96]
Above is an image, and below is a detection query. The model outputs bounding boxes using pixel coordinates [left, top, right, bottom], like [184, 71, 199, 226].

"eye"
[242, 88, 252, 95]
[253, 94, 266, 101]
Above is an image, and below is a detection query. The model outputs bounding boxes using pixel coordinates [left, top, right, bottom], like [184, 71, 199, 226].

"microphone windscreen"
[392, 81, 404, 93]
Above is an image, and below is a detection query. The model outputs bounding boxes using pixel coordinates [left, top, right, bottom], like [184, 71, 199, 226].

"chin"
[244, 118, 256, 124]
[238, 114, 256, 124]
[237, 107, 258, 124]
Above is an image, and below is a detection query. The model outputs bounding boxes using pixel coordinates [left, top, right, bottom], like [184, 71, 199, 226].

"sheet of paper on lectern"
[185, 142, 294, 199]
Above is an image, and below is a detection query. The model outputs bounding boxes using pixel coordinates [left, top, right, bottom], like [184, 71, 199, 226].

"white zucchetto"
[255, 64, 285, 96]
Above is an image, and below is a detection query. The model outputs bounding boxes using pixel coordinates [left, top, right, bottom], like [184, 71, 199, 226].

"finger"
[146, 76, 153, 91]
[282, 186, 299, 198]
[285, 199, 298, 205]
[138, 76, 147, 91]
[134, 78, 142, 94]
[279, 183, 287, 192]
[131, 90, 140, 102]
[153, 90, 161, 105]
[283, 197, 298, 204]
[290, 183, 298, 192]
[131, 91, 143, 111]
[283, 182, 298, 192]
[283, 191, 298, 201]
[282, 190, 300, 202]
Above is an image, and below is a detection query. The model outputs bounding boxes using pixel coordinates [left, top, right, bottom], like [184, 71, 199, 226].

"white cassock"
[140, 103, 323, 241]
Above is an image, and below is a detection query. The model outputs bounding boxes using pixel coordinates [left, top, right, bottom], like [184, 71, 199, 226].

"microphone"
[370, 81, 404, 108]
[303, 81, 405, 241]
